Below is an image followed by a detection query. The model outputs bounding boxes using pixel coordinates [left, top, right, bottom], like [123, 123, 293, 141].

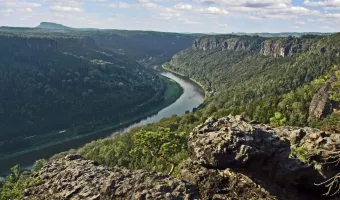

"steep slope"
[166, 33, 340, 126]
[0, 31, 168, 159]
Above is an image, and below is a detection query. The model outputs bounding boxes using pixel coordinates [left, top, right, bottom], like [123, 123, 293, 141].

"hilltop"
[36, 22, 72, 30]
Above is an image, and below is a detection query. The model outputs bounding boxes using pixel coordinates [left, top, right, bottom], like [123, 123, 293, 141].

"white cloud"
[142, 2, 162, 9]
[294, 20, 306, 25]
[0, 8, 14, 13]
[199, 0, 291, 8]
[50, 5, 84, 12]
[2, 0, 41, 8]
[290, 25, 300, 29]
[304, 0, 340, 9]
[17, 8, 33, 12]
[178, 18, 199, 24]
[43, 0, 83, 6]
[109, 2, 132, 8]
[174, 4, 193, 10]
[200, 6, 228, 15]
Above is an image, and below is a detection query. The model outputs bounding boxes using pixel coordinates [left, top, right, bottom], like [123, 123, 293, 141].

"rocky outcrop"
[192, 35, 319, 58]
[184, 116, 339, 199]
[24, 155, 199, 200]
[192, 36, 263, 52]
[260, 39, 302, 57]
[309, 72, 340, 119]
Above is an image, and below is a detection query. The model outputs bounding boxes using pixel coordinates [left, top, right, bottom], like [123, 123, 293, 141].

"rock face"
[260, 39, 301, 57]
[192, 35, 318, 58]
[309, 73, 340, 119]
[192, 36, 264, 52]
[24, 155, 199, 200]
[184, 116, 339, 199]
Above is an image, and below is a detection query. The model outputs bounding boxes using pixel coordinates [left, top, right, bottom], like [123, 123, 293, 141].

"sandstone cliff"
[192, 35, 319, 57]
[192, 36, 264, 52]
[25, 116, 340, 200]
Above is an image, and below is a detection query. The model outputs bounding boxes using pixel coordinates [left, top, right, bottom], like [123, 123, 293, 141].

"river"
[0, 71, 204, 175]
[120, 71, 204, 133]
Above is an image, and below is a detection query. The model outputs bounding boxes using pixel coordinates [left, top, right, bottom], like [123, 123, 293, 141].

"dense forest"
[0, 27, 192, 159]
[166, 33, 340, 128]
[0, 22, 198, 66]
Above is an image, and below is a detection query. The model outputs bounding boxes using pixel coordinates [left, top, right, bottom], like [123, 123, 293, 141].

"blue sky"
[0, 0, 339, 33]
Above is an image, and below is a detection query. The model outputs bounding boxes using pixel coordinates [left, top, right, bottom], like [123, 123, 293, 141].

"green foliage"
[204, 104, 218, 118]
[78, 113, 201, 175]
[330, 70, 340, 101]
[270, 112, 286, 126]
[130, 128, 187, 174]
[0, 165, 37, 200]
[309, 113, 340, 133]
[291, 146, 310, 163]
[31, 159, 47, 173]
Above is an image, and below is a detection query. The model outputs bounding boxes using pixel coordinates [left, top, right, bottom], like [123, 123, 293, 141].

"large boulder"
[186, 115, 339, 199]
[24, 155, 199, 200]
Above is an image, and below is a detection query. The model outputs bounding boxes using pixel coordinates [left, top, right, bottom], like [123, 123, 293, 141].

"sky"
[0, 0, 339, 33]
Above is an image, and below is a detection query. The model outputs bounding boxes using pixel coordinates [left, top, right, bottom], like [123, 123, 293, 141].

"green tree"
[130, 128, 186, 175]
[270, 112, 287, 126]
[204, 104, 217, 117]
[0, 165, 26, 200]
[330, 71, 340, 101]
[31, 159, 47, 173]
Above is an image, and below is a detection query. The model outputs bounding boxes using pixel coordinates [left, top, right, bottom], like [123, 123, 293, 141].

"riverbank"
[0, 74, 183, 175]
[161, 65, 209, 100]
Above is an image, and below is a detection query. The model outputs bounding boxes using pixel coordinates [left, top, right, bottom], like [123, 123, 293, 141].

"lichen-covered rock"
[24, 155, 199, 200]
[179, 159, 322, 200]
[187, 115, 339, 198]
[180, 159, 279, 200]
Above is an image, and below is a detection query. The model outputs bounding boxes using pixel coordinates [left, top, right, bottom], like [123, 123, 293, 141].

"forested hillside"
[166, 33, 340, 128]
[0, 31, 173, 158]
[0, 22, 197, 66]
[87, 30, 196, 65]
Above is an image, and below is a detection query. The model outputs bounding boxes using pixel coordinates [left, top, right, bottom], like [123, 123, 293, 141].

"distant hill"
[36, 22, 72, 30]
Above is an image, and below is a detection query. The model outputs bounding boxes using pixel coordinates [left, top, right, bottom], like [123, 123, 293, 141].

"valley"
[0, 71, 204, 175]
[0, 22, 339, 200]
[0, 23, 198, 170]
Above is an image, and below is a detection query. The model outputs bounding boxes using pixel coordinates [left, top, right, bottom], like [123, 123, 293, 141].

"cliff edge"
[24, 116, 340, 200]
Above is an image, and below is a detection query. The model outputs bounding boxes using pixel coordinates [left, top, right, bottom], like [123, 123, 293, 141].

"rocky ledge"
[25, 116, 339, 200]
[24, 154, 199, 200]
